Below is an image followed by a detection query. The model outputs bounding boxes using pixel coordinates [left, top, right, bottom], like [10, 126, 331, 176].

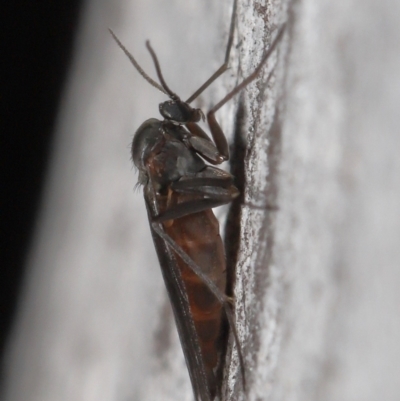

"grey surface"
[3, 0, 400, 401]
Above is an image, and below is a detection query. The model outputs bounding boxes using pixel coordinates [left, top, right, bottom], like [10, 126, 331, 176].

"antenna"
[109, 28, 168, 95]
[145, 41, 179, 100]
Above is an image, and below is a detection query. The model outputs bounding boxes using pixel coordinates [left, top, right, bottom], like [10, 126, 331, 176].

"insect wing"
[144, 191, 213, 401]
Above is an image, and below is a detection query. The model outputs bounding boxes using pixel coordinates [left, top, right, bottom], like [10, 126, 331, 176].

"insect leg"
[173, 166, 234, 188]
[185, 0, 238, 104]
[210, 23, 286, 116]
[153, 172, 238, 222]
[206, 24, 286, 161]
[171, 177, 233, 190]
[151, 222, 246, 389]
[154, 190, 238, 223]
[185, 122, 229, 164]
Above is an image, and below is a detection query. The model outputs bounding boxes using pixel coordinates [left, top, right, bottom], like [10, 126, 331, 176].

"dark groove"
[224, 97, 247, 298]
[219, 97, 246, 397]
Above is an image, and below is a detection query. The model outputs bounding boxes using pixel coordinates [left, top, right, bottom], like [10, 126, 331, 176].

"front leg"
[204, 24, 287, 165]
[206, 112, 230, 161]
[185, 122, 229, 164]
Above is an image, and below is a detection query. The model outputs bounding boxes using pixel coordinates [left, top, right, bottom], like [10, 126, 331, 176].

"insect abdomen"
[164, 209, 227, 391]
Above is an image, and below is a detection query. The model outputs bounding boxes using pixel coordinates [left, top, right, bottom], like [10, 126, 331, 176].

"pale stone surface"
[3, 0, 400, 401]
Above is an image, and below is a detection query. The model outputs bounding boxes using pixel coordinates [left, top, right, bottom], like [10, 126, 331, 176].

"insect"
[110, 1, 284, 399]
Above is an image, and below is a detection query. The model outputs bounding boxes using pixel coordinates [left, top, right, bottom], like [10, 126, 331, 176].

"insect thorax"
[132, 118, 205, 191]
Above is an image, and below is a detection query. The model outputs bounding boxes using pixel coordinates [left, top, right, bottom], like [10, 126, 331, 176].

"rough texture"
[2, 0, 400, 401]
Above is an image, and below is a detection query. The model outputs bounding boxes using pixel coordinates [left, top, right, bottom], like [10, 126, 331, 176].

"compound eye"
[159, 100, 200, 123]
[159, 100, 187, 122]
[159, 101, 176, 120]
